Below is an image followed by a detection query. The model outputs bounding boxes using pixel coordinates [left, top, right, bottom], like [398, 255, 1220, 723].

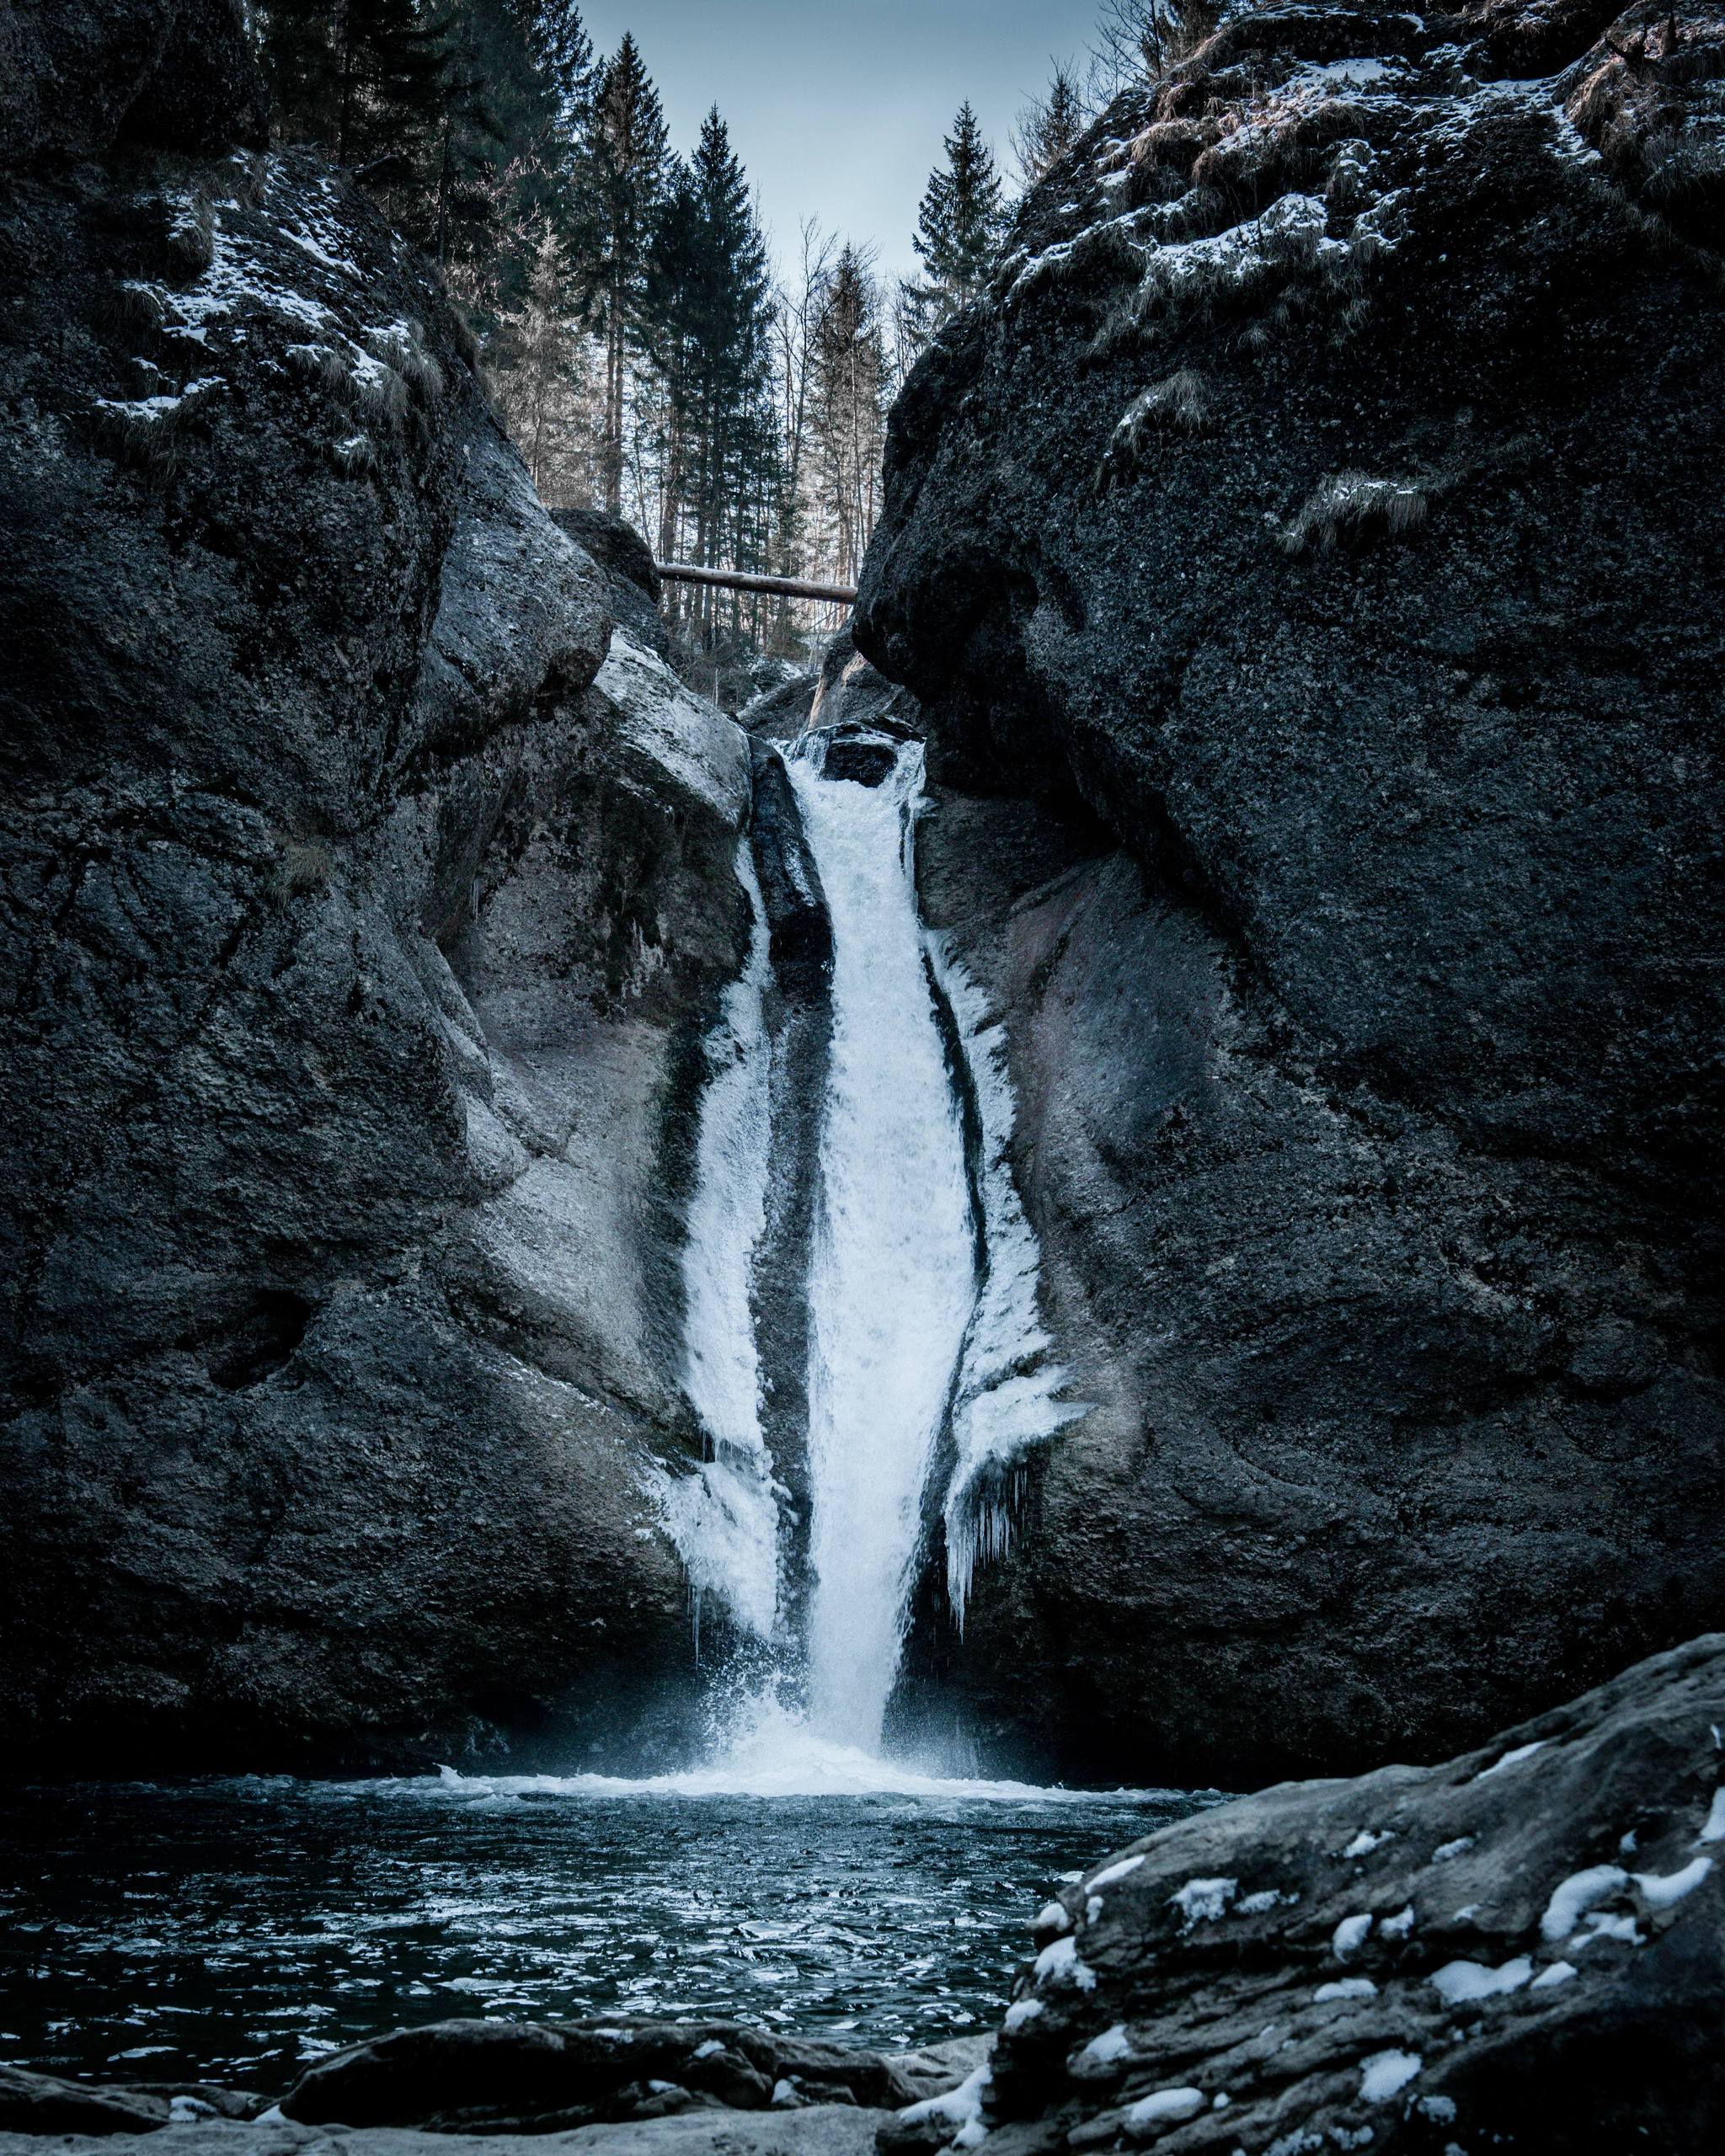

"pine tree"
[260, 0, 447, 171]
[811, 245, 884, 587]
[526, 0, 597, 138]
[642, 109, 775, 621]
[1012, 61, 1086, 189]
[581, 33, 669, 515]
[906, 101, 1004, 345]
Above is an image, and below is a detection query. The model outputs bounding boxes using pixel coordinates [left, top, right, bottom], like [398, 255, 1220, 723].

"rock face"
[860, 0, 1725, 1783]
[925, 1634, 1725, 2154]
[0, 1, 746, 1767]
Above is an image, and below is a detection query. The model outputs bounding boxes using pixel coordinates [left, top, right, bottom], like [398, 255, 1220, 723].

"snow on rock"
[1540, 1865, 1629, 1943]
[1429, 1956, 1533, 2005]
[1359, 2051, 1422, 2104]
[1074, 2025, 1133, 2069]
[1123, 2086, 1205, 2132]
[1332, 1913, 1373, 1957]
[1476, 1739, 1546, 1780]
[1087, 1854, 1146, 1892]
[1635, 1856, 1712, 1909]
[1341, 1828, 1394, 1858]
[893, 2062, 993, 2151]
[1034, 1935, 1098, 1991]
[1168, 1876, 1237, 1929]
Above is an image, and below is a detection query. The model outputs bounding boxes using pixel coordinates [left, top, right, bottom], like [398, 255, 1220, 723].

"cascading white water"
[786, 743, 976, 1751]
[660, 839, 780, 1646]
[665, 730, 1080, 1778]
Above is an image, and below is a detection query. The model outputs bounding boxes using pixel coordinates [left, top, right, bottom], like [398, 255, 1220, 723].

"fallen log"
[655, 562, 857, 605]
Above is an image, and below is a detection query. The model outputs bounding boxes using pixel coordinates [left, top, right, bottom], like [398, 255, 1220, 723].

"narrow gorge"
[3, 0, 1723, 2148]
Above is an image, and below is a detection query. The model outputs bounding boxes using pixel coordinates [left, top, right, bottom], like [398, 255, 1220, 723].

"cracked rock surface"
[865, 0, 1725, 1785]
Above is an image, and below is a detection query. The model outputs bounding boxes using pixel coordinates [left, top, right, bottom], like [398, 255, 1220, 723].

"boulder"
[0, 2067, 168, 2137]
[548, 510, 670, 662]
[278, 2018, 937, 2132]
[860, 0, 1725, 1782]
[894, 1634, 1725, 2152]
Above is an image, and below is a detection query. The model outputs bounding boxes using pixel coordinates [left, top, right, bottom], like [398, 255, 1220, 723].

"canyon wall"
[862, 0, 1725, 1782]
[0, 0, 740, 1769]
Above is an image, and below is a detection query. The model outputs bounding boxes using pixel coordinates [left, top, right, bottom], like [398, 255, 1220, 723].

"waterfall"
[667, 727, 1079, 1766]
[661, 839, 780, 1647]
[786, 744, 975, 1750]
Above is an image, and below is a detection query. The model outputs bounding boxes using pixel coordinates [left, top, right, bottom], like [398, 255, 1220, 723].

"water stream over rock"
[663, 731, 1078, 1779]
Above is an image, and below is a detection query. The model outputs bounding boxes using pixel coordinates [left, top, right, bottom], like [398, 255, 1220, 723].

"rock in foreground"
[921, 1635, 1725, 2153]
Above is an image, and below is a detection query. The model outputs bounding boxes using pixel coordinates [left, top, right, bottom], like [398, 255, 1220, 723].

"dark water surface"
[0, 1772, 1216, 2093]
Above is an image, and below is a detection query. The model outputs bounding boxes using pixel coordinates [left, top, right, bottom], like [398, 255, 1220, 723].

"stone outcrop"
[0, 0, 745, 1768]
[890, 1634, 1725, 2153]
[0, 2021, 984, 2149]
[861, 0, 1725, 1784]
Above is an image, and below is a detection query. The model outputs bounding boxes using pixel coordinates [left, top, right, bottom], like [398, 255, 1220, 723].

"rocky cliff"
[0, 0, 747, 1769]
[860, 0, 1725, 1782]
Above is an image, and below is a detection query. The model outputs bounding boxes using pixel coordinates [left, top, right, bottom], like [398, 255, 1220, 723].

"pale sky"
[578, 0, 1103, 287]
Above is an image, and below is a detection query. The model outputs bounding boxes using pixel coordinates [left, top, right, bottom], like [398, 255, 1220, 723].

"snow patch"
[1169, 1876, 1237, 1929]
[1359, 2050, 1421, 2104]
[1540, 1865, 1627, 1943]
[1635, 1856, 1712, 1910]
[1432, 1836, 1476, 1863]
[1531, 1960, 1577, 1989]
[1699, 1789, 1725, 1844]
[1034, 1935, 1097, 1990]
[1429, 1956, 1532, 2005]
[895, 2062, 992, 2151]
[1342, 1829, 1394, 1859]
[1003, 1997, 1044, 2032]
[1476, 1740, 1545, 1780]
[1088, 1854, 1146, 1892]
[1124, 2087, 1205, 2131]
[1076, 2024, 1133, 2067]
[1332, 1913, 1373, 1957]
[1314, 1977, 1377, 2002]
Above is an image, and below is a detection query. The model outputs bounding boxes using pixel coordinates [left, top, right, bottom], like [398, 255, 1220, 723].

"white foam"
[415, 1715, 1136, 1802]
